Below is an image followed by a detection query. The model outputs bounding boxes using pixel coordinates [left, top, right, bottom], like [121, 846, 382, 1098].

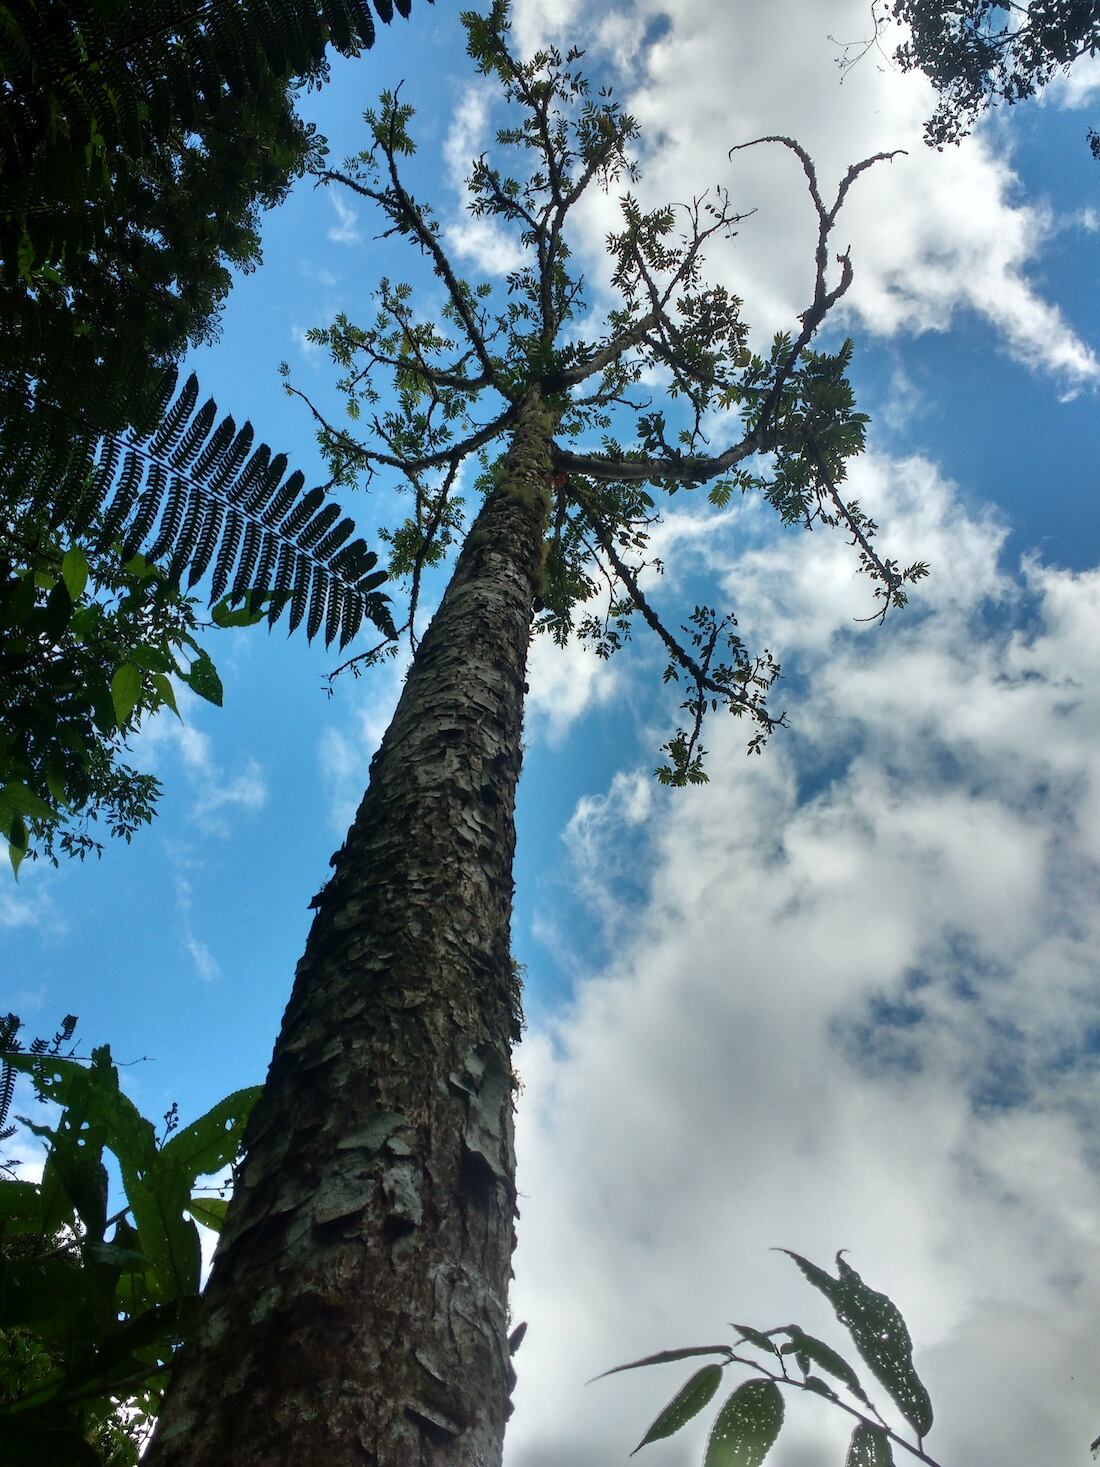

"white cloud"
[443, 83, 527, 275]
[0, 863, 59, 935]
[326, 193, 362, 246]
[526, 632, 621, 745]
[505, 452, 1100, 1467]
[509, 0, 1099, 392]
[137, 700, 268, 839]
[175, 873, 221, 983]
[1044, 52, 1100, 112]
[319, 649, 412, 833]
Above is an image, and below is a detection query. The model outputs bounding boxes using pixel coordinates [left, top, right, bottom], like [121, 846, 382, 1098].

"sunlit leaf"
[110, 661, 142, 726]
[704, 1379, 784, 1467]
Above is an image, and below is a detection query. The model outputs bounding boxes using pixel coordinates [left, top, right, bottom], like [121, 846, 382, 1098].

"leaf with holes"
[781, 1253, 932, 1440]
[778, 1327, 870, 1404]
[181, 651, 223, 707]
[704, 1380, 784, 1467]
[846, 1423, 895, 1466]
[159, 1087, 261, 1188]
[630, 1364, 724, 1455]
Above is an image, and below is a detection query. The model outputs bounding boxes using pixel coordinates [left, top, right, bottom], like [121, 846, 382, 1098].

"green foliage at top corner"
[0, 1014, 260, 1465]
[883, 0, 1100, 157]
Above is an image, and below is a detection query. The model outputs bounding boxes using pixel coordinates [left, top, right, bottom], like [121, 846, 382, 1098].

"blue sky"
[5, 3, 1100, 1464]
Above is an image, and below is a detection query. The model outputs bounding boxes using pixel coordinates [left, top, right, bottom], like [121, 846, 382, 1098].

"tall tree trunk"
[146, 389, 555, 1467]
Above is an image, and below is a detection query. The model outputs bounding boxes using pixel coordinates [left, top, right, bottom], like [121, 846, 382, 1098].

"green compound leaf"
[846, 1422, 895, 1466]
[703, 1379, 784, 1467]
[630, 1364, 724, 1455]
[781, 1252, 933, 1440]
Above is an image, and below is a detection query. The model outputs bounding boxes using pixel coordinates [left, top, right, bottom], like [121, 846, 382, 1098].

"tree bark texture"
[146, 390, 555, 1467]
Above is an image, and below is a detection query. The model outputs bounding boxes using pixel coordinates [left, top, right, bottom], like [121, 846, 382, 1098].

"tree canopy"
[883, 0, 1100, 156]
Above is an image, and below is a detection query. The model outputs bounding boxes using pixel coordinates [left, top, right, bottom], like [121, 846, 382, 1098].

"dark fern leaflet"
[66, 370, 396, 649]
[0, 1014, 78, 1178]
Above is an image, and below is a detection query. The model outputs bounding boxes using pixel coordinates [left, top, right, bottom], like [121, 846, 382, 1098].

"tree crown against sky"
[872, 0, 1100, 156]
[288, 0, 927, 784]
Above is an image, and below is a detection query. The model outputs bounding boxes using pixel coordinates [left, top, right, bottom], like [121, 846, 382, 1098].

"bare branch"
[318, 158, 506, 398]
[572, 483, 779, 727]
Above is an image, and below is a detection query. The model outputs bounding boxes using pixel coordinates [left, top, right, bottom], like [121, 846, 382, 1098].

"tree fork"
[145, 389, 556, 1467]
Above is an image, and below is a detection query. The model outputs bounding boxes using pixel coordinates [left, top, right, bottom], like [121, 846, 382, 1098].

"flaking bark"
[145, 389, 555, 1467]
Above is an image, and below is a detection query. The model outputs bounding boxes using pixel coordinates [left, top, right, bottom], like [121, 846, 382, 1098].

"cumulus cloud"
[444, 83, 526, 274]
[137, 701, 268, 839]
[326, 193, 361, 246]
[175, 873, 221, 984]
[505, 452, 1100, 1467]
[507, 0, 1098, 392]
[526, 632, 622, 745]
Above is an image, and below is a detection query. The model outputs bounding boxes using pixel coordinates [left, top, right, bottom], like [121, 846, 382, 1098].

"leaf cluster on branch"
[1, 368, 394, 870]
[599, 1251, 943, 1467]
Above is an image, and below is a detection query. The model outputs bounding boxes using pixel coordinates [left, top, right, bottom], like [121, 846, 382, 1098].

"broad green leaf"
[44, 761, 70, 807]
[60, 547, 89, 602]
[6, 1049, 214, 1298]
[124, 1165, 201, 1298]
[592, 1345, 733, 1382]
[128, 642, 173, 673]
[181, 650, 223, 706]
[781, 1253, 933, 1440]
[211, 591, 270, 628]
[42, 579, 73, 637]
[123, 553, 159, 581]
[110, 662, 142, 726]
[9, 1048, 153, 1240]
[2, 783, 55, 820]
[34, 1295, 199, 1410]
[19, 1104, 107, 1244]
[0, 1179, 44, 1231]
[187, 1194, 229, 1232]
[630, 1364, 724, 1455]
[152, 672, 181, 719]
[704, 1380, 784, 1467]
[159, 1086, 260, 1186]
[846, 1423, 895, 1466]
[778, 1327, 870, 1404]
[7, 815, 27, 876]
[0, 1252, 103, 1343]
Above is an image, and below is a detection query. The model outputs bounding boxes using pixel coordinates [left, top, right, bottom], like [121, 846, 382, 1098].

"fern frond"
[56, 370, 399, 645]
